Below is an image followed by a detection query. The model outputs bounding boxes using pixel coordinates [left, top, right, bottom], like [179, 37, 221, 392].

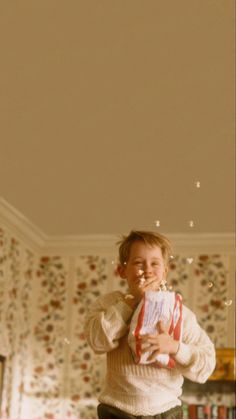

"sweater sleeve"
[84, 291, 134, 354]
[174, 305, 216, 383]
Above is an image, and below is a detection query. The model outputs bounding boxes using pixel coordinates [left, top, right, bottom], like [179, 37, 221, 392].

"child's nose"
[143, 263, 153, 275]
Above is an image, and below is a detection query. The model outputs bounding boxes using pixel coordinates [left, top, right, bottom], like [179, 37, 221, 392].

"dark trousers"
[97, 404, 183, 419]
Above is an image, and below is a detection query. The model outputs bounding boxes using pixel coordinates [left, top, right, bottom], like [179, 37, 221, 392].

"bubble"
[208, 282, 214, 288]
[170, 255, 175, 260]
[155, 220, 160, 227]
[195, 181, 201, 188]
[188, 220, 195, 228]
[224, 300, 232, 307]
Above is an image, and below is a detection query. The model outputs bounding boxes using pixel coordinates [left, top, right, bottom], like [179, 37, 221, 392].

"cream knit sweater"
[85, 291, 216, 416]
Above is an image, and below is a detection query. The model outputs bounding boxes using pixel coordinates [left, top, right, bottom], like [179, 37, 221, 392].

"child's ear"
[117, 264, 126, 279]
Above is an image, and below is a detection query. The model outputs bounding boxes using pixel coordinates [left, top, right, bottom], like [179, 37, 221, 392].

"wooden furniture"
[209, 348, 235, 382]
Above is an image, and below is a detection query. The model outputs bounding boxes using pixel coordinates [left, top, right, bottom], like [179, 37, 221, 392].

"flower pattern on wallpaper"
[167, 255, 191, 304]
[65, 256, 108, 419]
[29, 255, 69, 419]
[10, 248, 35, 419]
[1, 235, 22, 419]
[193, 254, 229, 347]
[0, 224, 233, 419]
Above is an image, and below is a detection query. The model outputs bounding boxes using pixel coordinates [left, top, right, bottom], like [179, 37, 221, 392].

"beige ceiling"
[0, 0, 235, 236]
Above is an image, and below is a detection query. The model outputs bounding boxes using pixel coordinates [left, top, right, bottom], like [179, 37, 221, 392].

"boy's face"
[119, 241, 168, 299]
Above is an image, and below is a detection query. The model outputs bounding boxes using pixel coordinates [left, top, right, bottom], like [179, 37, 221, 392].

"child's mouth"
[137, 270, 157, 287]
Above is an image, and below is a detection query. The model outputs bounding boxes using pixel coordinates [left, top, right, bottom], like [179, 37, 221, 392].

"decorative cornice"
[0, 197, 46, 251]
[167, 233, 235, 254]
[43, 233, 235, 255]
[0, 197, 235, 254]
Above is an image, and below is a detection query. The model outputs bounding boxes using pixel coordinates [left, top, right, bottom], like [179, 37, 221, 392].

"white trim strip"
[0, 198, 235, 254]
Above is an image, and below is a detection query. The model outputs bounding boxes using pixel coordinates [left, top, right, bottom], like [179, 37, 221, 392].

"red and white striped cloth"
[128, 291, 183, 368]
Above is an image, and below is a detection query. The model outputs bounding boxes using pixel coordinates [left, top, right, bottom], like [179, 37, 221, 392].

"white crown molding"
[0, 197, 46, 251]
[168, 233, 236, 254]
[43, 234, 118, 255]
[44, 233, 235, 255]
[0, 198, 235, 255]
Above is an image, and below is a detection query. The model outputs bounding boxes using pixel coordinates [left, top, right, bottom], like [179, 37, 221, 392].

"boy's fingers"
[141, 342, 152, 350]
[157, 320, 168, 334]
[138, 334, 155, 340]
[147, 349, 160, 362]
[144, 336, 160, 343]
[142, 344, 159, 354]
[138, 335, 150, 342]
[142, 277, 159, 290]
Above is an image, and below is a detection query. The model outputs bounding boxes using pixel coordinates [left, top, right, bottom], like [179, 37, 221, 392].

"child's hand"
[140, 277, 160, 292]
[139, 321, 180, 362]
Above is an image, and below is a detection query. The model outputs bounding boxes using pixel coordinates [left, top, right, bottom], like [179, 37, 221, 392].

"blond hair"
[117, 230, 172, 266]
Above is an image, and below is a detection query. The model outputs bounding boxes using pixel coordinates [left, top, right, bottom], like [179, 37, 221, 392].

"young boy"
[85, 231, 216, 419]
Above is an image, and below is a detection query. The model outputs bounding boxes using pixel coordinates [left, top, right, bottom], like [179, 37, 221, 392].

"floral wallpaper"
[167, 254, 230, 347]
[0, 226, 234, 419]
[26, 255, 69, 419]
[65, 256, 108, 419]
[194, 254, 230, 347]
[1, 234, 22, 419]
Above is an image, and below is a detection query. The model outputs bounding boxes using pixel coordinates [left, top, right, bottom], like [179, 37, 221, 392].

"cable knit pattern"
[84, 291, 216, 416]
